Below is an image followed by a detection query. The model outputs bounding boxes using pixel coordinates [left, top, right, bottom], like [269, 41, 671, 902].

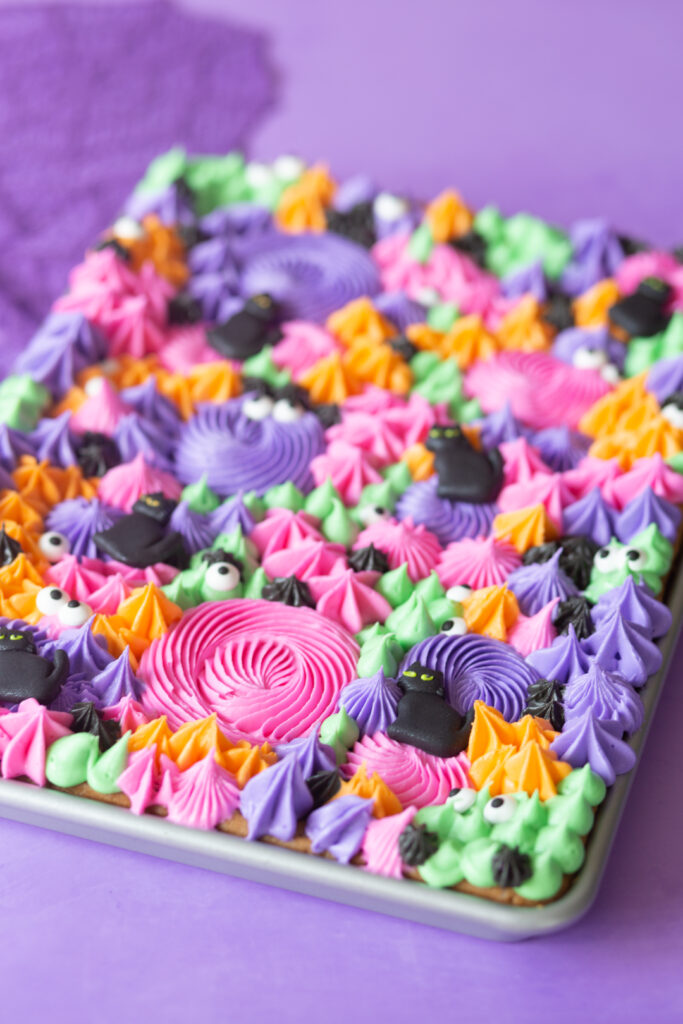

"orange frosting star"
[123, 215, 188, 287]
[496, 296, 552, 354]
[116, 583, 182, 640]
[218, 740, 277, 788]
[342, 341, 412, 394]
[298, 351, 363, 404]
[439, 315, 499, 368]
[425, 189, 473, 242]
[326, 297, 396, 348]
[466, 701, 517, 762]
[492, 503, 558, 553]
[405, 323, 446, 353]
[573, 278, 620, 328]
[335, 763, 402, 818]
[128, 715, 174, 766]
[579, 373, 651, 438]
[462, 585, 519, 641]
[275, 164, 336, 234]
[0, 492, 44, 533]
[12, 458, 96, 515]
[0, 554, 44, 622]
[153, 368, 196, 420]
[401, 442, 435, 481]
[186, 361, 241, 405]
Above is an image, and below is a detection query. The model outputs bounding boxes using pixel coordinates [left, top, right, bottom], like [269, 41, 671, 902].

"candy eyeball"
[111, 215, 144, 240]
[572, 346, 607, 371]
[243, 394, 275, 421]
[357, 504, 391, 527]
[84, 376, 107, 398]
[58, 599, 92, 628]
[272, 154, 306, 182]
[373, 192, 408, 223]
[38, 531, 71, 563]
[440, 617, 467, 636]
[446, 787, 477, 812]
[245, 162, 273, 189]
[662, 402, 683, 431]
[483, 795, 518, 824]
[600, 363, 621, 385]
[36, 586, 69, 616]
[594, 544, 624, 574]
[272, 398, 305, 423]
[624, 546, 647, 571]
[205, 561, 241, 593]
[446, 584, 472, 603]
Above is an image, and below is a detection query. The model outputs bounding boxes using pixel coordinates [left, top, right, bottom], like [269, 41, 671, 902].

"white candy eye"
[483, 795, 518, 824]
[446, 787, 477, 812]
[624, 547, 647, 571]
[243, 394, 274, 421]
[357, 504, 390, 526]
[440, 617, 467, 636]
[573, 346, 607, 370]
[600, 363, 620, 385]
[84, 376, 107, 398]
[58, 599, 92, 628]
[245, 162, 273, 189]
[272, 155, 305, 182]
[415, 287, 440, 307]
[36, 587, 69, 616]
[272, 398, 304, 423]
[205, 561, 241, 593]
[111, 215, 144, 240]
[594, 545, 623, 574]
[662, 403, 683, 430]
[373, 192, 408, 223]
[446, 584, 472, 603]
[39, 531, 70, 562]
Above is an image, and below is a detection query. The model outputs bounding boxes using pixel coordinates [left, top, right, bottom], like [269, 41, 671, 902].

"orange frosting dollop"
[128, 715, 174, 766]
[462, 585, 519, 641]
[298, 351, 363, 404]
[492, 503, 558, 553]
[326, 297, 395, 348]
[275, 164, 337, 233]
[335, 763, 402, 818]
[122, 215, 188, 287]
[496, 296, 552, 354]
[425, 189, 473, 242]
[342, 341, 412, 394]
[0, 492, 44, 533]
[401, 442, 435, 481]
[573, 278, 620, 328]
[116, 583, 182, 640]
[440, 315, 499, 368]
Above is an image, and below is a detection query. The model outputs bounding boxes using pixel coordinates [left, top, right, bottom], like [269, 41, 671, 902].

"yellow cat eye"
[403, 670, 417, 677]
[146, 498, 160, 506]
[9, 634, 22, 640]
[444, 429, 457, 437]
[420, 674, 434, 681]
[0, 634, 5, 640]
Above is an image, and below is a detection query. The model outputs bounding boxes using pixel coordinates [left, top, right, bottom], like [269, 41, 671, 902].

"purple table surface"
[1, 0, 683, 1019]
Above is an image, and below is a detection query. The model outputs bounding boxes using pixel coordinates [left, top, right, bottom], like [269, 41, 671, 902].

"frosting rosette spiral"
[174, 395, 325, 497]
[139, 598, 359, 743]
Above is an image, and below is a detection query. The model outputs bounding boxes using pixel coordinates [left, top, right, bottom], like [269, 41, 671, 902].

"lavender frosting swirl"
[395, 478, 497, 547]
[405, 633, 537, 721]
[239, 231, 381, 323]
[174, 395, 324, 497]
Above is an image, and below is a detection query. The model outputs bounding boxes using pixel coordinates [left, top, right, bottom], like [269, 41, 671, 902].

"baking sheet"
[0, 562, 681, 941]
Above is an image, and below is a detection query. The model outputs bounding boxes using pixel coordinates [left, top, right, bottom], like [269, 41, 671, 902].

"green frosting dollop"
[262, 481, 305, 513]
[356, 626, 403, 677]
[385, 593, 436, 650]
[319, 708, 360, 766]
[181, 475, 221, 515]
[376, 563, 414, 608]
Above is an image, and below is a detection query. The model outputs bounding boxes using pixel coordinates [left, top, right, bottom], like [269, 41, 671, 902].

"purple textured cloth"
[1, 1, 683, 1022]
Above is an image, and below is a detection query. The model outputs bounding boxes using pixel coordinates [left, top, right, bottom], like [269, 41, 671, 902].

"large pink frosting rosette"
[139, 599, 359, 743]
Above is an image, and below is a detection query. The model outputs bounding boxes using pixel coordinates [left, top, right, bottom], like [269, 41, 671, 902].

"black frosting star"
[398, 822, 439, 867]
[306, 769, 342, 809]
[76, 431, 121, 478]
[0, 526, 22, 567]
[262, 575, 315, 609]
[523, 678, 565, 731]
[70, 701, 122, 753]
[491, 845, 533, 888]
[553, 595, 595, 640]
[347, 544, 390, 574]
[325, 201, 376, 249]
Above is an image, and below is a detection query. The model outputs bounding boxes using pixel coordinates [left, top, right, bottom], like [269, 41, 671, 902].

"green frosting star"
[241, 346, 291, 389]
[474, 206, 572, 279]
[0, 375, 50, 430]
[407, 222, 435, 264]
[381, 461, 414, 496]
[181, 475, 221, 515]
[304, 478, 341, 520]
[86, 732, 131, 795]
[319, 708, 360, 766]
[45, 731, 130, 795]
[321, 498, 358, 547]
[624, 312, 683, 376]
[356, 627, 403, 677]
[376, 563, 415, 608]
[136, 146, 188, 192]
[427, 302, 459, 333]
[262, 481, 305, 512]
[385, 593, 436, 650]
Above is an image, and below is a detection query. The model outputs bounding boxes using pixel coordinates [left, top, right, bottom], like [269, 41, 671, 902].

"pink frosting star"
[98, 453, 182, 512]
[500, 438, 553, 486]
[603, 454, 683, 509]
[507, 598, 560, 657]
[436, 534, 521, 590]
[250, 509, 323, 559]
[261, 539, 347, 581]
[354, 516, 442, 582]
[308, 567, 392, 634]
[0, 700, 73, 786]
[310, 441, 383, 505]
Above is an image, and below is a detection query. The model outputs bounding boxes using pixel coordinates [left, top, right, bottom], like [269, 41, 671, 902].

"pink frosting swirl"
[343, 732, 471, 808]
[466, 351, 612, 430]
[354, 516, 442, 582]
[436, 535, 521, 589]
[98, 453, 182, 511]
[139, 598, 359, 743]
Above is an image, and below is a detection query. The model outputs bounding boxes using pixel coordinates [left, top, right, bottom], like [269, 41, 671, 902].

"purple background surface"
[1, 1, 682, 1019]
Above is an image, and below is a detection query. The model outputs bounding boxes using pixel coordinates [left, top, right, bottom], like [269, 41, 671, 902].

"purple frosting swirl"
[338, 669, 401, 735]
[49, 673, 99, 714]
[405, 633, 537, 721]
[526, 624, 591, 685]
[240, 756, 313, 841]
[476, 402, 533, 448]
[239, 231, 381, 323]
[501, 260, 547, 300]
[395, 477, 497, 547]
[174, 395, 324, 497]
[274, 732, 337, 779]
[551, 712, 635, 786]
[592, 577, 672, 639]
[120, 378, 181, 437]
[615, 489, 681, 544]
[647, 355, 683, 404]
[559, 220, 624, 297]
[552, 325, 626, 370]
[580, 610, 662, 686]
[113, 413, 176, 473]
[305, 795, 374, 864]
[563, 663, 644, 735]
[0, 423, 36, 471]
[507, 549, 579, 615]
[562, 488, 617, 546]
[89, 650, 143, 707]
[28, 412, 79, 467]
[168, 501, 216, 555]
[14, 312, 108, 398]
[531, 425, 591, 472]
[46, 497, 124, 559]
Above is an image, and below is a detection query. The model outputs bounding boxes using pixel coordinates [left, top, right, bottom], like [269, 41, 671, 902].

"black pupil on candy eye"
[491, 797, 504, 808]
[598, 549, 609, 558]
[217, 566, 229, 575]
[626, 550, 640, 561]
[49, 536, 61, 546]
[374, 506, 385, 515]
[67, 600, 80, 608]
[50, 589, 62, 600]
[449, 788, 461, 797]
[442, 620, 453, 630]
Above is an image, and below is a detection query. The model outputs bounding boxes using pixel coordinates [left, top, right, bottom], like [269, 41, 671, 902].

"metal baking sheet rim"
[0, 568, 681, 942]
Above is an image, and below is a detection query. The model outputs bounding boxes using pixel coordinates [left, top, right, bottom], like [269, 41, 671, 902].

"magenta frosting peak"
[551, 712, 635, 786]
[614, 489, 681, 545]
[395, 478, 497, 547]
[168, 501, 215, 555]
[166, 752, 241, 830]
[563, 663, 644, 735]
[89, 649, 143, 707]
[580, 610, 662, 686]
[46, 497, 124, 560]
[338, 669, 401, 735]
[591, 576, 672, 639]
[526, 624, 591, 684]
[174, 396, 325, 497]
[562, 487, 617, 547]
[240, 756, 313, 841]
[274, 731, 338, 779]
[28, 411, 79, 467]
[507, 549, 579, 616]
[405, 633, 537, 721]
[305, 795, 374, 864]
